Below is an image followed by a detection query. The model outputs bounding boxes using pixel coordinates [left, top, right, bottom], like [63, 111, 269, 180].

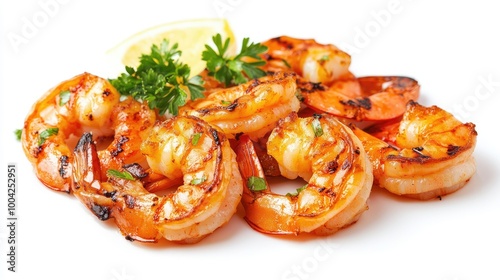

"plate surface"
[1, 1, 499, 280]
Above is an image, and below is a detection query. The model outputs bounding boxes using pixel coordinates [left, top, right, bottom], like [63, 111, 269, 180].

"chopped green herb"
[286, 184, 308, 197]
[190, 176, 206, 185]
[319, 55, 330, 62]
[247, 176, 267, 191]
[191, 133, 202, 145]
[107, 169, 135, 180]
[220, 100, 232, 106]
[38, 128, 59, 146]
[109, 39, 204, 116]
[281, 59, 291, 69]
[59, 90, 71, 106]
[202, 34, 268, 87]
[14, 129, 22, 141]
[311, 116, 323, 137]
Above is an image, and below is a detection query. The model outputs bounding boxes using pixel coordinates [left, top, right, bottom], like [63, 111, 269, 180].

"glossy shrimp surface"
[72, 116, 243, 243]
[301, 76, 420, 122]
[352, 101, 477, 200]
[260, 36, 420, 122]
[180, 71, 300, 140]
[22, 72, 121, 192]
[97, 96, 158, 178]
[261, 36, 352, 84]
[235, 112, 373, 235]
[21, 72, 159, 192]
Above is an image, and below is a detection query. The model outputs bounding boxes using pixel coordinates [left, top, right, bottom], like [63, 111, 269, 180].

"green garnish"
[107, 169, 135, 181]
[191, 133, 202, 145]
[202, 34, 268, 87]
[220, 100, 231, 106]
[38, 128, 59, 146]
[319, 55, 330, 62]
[109, 39, 204, 116]
[59, 90, 71, 106]
[14, 129, 22, 141]
[286, 185, 308, 197]
[311, 115, 323, 137]
[247, 176, 267, 191]
[281, 59, 291, 69]
[190, 176, 206, 185]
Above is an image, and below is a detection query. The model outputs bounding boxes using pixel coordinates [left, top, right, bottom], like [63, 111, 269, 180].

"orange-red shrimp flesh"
[22, 73, 121, 192]
[72, 116, 243, 243]
[261, 36, 352, 84]
[21, 72, 160, 192]
[300, 76, 420, 122]
[352, 101, 477, 200]
[260, 36, 420, 122]
[235, 112, 373, 235]
[180, 71, 300, 140]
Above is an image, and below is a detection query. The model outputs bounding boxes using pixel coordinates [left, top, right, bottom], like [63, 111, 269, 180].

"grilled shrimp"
[300, 76, 420, 122]
[97, 96, 157, 177]
[72, 116, 243, 243]
[351, 101, 477, 200]
[260, 36, 420, 122]
[180, 71, 300, 140]
[235, 112, 373, 235]
[21, 72, 159, 192]
[261, 36, 352, 84]
[22, 73, 121, 192]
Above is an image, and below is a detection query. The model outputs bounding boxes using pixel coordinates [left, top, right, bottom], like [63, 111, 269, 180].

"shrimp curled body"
[180, 71, 300, 140]
[300, 75, 420, 122]
[22, 73, 121, 192]
[260, 36, 420, 122]
[236, 112, 373, 235]
[261, 36, 352, 84]
[352, 101, 477, 200]
[72, 116, 243, 243]
[21, 72, 158, 192]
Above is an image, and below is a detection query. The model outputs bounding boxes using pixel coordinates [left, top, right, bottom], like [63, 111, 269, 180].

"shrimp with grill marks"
[21, 72, 159, 192]
[351, 101, 477, 200]
[180, 71, 300, 140]
[235, 112, 373, 235]
[72, 116, 243, 243]
[260, 36, 420, 122]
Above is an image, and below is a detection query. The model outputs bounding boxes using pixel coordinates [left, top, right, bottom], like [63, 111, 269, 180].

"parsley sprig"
[247, 176, 267, 191]
[14, 129, 22, 141]
[109, 40, 204, 115]
[107, 169, 135, 181]
[202, 34, 268, 87]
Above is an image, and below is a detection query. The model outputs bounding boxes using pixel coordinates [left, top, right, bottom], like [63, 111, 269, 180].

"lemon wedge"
[106, 18, 236, 76]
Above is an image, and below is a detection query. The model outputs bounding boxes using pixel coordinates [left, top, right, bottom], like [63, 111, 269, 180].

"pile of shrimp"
[21, 35, 477, 243]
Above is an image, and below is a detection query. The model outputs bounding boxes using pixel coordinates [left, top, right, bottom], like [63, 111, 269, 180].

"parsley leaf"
[286, 185, 308, 197]
[202, 34, 268, 87]
[311, 114, 324, 137]
[190, 176, 206, 185]
[247, 176, 267, 191]
[109, 39, 204, 115]
[107, 169, 135, 181]
[191, 133, 202, 145]
[14, 129, 22, 141]
[38, 128, 59, 146]
[59, 90, 71, 106]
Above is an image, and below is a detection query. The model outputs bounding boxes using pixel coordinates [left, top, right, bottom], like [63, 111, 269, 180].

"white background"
[1, 1, 500, 280]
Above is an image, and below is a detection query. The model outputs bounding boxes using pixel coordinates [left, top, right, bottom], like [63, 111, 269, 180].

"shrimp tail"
[71, 132, 114, 221]
[235, 135, 297, 234]
[73, 132, 102, 186]
[72, 132, 163, 242]
[235, 135, 268, 184]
